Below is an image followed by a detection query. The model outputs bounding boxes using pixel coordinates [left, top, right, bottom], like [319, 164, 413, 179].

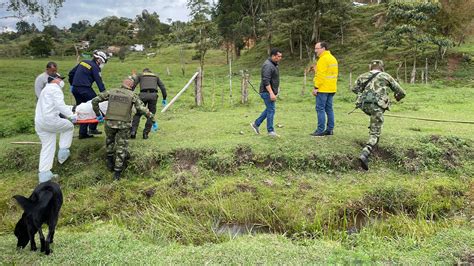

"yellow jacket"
[313, 51, 338, 93]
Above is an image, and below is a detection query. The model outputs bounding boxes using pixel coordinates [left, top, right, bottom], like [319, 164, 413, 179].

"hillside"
[0, 4, 473, 264]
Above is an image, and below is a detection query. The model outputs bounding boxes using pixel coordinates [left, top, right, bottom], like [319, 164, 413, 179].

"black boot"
[143, 132, 148, 139]
[359, 153, 369, 170]
[106, 156, 114, 172]
[114, 170, 122, 180]
[130, 132, 136, 139]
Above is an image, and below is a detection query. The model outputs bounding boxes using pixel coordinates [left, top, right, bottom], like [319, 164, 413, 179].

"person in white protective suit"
[35, 75, 77, 183]
[75, 100, 108, 121]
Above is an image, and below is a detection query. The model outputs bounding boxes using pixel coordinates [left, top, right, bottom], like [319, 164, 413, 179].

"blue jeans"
[255, 92, 275, 133]
[315, 93, 335, 133]
[72, 86, 98, 136]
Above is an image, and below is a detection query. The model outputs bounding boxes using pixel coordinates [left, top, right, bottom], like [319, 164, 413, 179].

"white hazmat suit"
[35, 81, 75, 183]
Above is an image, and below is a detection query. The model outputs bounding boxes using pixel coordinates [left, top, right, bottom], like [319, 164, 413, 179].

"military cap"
[370, 60, 384, 68]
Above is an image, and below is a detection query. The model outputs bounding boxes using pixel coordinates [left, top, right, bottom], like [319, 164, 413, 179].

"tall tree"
[136, 9, 162, 48]
[187, 0, 217, 106]
[1, 0, 64, 23]
[15, 20, 33, 35]
[436, 0, 474, 46]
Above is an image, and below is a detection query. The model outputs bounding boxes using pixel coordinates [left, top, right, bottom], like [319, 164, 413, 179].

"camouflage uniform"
[92, 83, 154, 178]
[352, 60, 406, 169]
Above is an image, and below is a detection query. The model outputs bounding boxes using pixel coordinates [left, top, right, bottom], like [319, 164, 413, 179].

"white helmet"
[93, 50, 108, 64]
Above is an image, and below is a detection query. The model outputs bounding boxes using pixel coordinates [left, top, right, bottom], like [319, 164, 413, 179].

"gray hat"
[370, 60, 384, 69]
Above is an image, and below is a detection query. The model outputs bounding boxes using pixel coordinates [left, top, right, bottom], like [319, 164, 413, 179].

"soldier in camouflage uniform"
[352, 60, 406, 170]
[92, 78, 157, 180]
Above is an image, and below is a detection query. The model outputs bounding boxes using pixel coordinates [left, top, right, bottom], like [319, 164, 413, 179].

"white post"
[161, 72, 199, 113]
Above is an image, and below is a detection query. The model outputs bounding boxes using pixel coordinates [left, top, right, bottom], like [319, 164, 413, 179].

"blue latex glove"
[96, 115, 104, 123]
[152, 121, 158, 132]
[162, 99, 167, 106]
[70, 85, 74, 93]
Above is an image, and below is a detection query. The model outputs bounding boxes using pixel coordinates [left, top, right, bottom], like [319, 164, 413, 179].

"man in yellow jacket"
[311, 41, 338, 137]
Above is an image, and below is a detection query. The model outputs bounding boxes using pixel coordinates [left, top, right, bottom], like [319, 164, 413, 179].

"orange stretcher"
[75, 119, 99, 124]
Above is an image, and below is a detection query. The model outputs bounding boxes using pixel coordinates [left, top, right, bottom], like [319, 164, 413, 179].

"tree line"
[0, 0, 473, 65]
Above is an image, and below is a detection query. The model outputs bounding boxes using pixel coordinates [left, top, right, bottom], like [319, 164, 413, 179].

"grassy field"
[0, 36, 473, 264]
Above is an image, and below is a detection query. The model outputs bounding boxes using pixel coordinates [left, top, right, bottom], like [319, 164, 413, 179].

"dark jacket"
[259, 58, 280, 94]
[68, 60, 106, 92]
[131, 72, 167, 100]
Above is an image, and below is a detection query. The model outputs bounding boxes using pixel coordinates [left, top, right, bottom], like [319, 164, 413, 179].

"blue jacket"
[68, 60, 106, 92]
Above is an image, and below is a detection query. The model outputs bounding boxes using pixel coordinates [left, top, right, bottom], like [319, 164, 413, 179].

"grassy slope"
[1, 5, 473, 264]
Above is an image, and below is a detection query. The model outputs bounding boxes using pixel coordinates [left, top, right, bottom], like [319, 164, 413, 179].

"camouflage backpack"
[356, 72, 381, 108]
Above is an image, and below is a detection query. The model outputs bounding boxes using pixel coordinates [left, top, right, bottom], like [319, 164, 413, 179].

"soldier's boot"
[143, 131, 149, 139]
[114, 170, 122, 180]
[359, 145, 373, 171]
[359, 153, 369, 171]
[106, 155, 114, 172]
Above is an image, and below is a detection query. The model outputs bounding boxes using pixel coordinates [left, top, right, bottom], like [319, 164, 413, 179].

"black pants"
[72, 86, 98, 136]
[131, 91, 157, 134]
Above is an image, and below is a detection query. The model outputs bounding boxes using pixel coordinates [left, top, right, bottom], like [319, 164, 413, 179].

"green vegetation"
[0, 1, 473, 264]
[0, 42, 473, 263]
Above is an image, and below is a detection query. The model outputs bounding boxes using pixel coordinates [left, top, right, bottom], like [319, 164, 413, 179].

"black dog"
[13, 181, 63, 255]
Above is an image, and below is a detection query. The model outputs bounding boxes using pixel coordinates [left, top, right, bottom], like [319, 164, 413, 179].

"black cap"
[47, 73, 64, 83]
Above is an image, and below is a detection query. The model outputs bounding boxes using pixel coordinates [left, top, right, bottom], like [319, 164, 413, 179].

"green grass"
[1, 223, 472, 264]
[0, 35, 473, 263]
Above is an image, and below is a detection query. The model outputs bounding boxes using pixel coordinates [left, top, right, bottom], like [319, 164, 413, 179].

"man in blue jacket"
[68, 50, 108, 139]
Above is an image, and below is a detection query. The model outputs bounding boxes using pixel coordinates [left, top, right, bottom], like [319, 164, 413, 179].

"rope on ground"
[11, 142, 41, 145]
[351, 111, 474, 125]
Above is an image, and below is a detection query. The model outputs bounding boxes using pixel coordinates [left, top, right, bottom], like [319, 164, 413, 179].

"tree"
[29, 35, 53, 57]
[42, 24, 61, 39]
[436, 0, 474, 46]
[70, 20, 91, 35]
[1, 0, 65, 23]
[187, 0, 217, 106]
[136, 10, 162, 48]
[188, 0, 215, 70]
[15, 21, 33, 35]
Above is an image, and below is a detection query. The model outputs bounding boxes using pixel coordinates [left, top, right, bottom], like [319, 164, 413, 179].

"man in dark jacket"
[130, 68, 167, 139]
[250, 48, 282, 137]
[68, 50, 108, 139]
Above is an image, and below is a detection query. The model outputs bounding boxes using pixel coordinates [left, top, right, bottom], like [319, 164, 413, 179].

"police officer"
[91, 77, 157, 180]
[69, 50, 108, 139]
[352, 60, 406, 170]
[130, 68, 167, 139]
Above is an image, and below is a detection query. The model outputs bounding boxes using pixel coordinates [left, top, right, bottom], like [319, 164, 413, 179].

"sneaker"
[250, 122, 260, 135]
[143, 132, 149, 139]
[268, 131, 279, 138]
[78, 134, 94, 139]
[89, 129, 102, 135]
[310, 131, 325, 137]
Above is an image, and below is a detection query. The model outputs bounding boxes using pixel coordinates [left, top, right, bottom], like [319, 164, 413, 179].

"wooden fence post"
[301, 69, 307, 96]
[241, 70, 249, 104]
[349, 67, 353, 90]
[425, 58, 428, 84]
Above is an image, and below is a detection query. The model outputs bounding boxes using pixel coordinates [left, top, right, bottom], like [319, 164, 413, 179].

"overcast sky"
[0, 0, 191, 32]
